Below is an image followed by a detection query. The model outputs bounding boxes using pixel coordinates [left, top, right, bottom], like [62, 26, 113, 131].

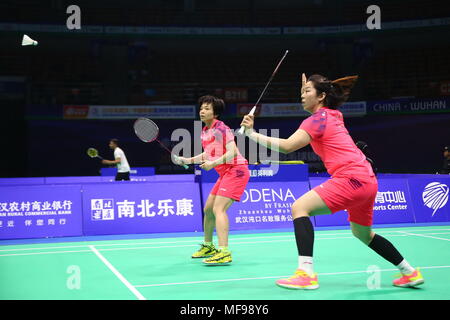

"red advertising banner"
[63, 105, 89, 119]
[224, 88, 248, 103]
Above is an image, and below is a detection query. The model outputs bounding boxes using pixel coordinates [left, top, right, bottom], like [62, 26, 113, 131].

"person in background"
[356, 141, 377, 174]
[102, 138, 131, 181]
[438, 146, 450, 174]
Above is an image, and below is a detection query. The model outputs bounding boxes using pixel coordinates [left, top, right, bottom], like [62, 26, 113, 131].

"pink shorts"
[210, 165, 250, 202]
[313, 175, 378, 226]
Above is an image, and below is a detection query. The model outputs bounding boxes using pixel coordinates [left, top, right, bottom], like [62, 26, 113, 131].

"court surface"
[1, 225, 449, 300]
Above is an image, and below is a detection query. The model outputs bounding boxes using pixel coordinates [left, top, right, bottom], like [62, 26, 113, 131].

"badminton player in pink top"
[176, 95, 249, 265]
[240, 73, 424, 289]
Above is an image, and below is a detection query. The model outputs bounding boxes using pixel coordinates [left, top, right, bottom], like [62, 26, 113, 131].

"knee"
[352, 229, 373, 245]
[292, 211, 310, 220]
[212, 205, 226, 216]
[291, 203, 310, 219]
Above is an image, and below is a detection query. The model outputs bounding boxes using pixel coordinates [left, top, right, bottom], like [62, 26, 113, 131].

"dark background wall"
[1, 0, 449, 177]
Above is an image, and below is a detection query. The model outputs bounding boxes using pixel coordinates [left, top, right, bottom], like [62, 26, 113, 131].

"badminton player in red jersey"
[240, 73, 424, 289]
[176, 95, 249, 265]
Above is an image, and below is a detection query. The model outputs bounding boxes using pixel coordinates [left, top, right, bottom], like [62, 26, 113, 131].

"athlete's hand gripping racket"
[133, 117, 189, 169]
[238, 50, 289, 135]
[87, 148, 104, 160]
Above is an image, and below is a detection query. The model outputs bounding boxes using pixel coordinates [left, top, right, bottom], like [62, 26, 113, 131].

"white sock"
[397, 259, 415, 275]
[298, 256, 314, 276]
[204, 241, 213, 246]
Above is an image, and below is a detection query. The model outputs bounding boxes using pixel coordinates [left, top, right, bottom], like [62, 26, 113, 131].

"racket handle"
[173, 155, 189, 169]
[238, 106, 256, 135]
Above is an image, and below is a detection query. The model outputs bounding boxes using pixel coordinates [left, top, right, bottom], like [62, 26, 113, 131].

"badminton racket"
[87, 148, 103, 160]
[238, 50, 289, 135]
[133, 117, 189, 169]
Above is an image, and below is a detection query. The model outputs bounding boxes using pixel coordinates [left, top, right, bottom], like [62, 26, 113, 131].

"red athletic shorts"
[313, 175, 378, 226]
[210, 165, 250, 202]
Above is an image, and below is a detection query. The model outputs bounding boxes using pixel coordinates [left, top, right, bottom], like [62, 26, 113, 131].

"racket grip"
[173, 155, 189, 169]
[238, 106, 256, 135]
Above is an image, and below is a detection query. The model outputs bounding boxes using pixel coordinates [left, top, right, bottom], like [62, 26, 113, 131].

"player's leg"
[192, 193, 219, 259]
[203, 193, 216, 243]
[203, 195, 234, 265]
[276, 189, 331, 289]
[348, 176, 424, 288]
[202, 166, 249, 265]
[350, 221, 424, 287]
[212, 195, 234, 247]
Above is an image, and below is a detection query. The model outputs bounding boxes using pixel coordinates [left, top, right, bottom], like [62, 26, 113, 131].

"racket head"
[134, 117, 159, 143]
[87, 148, 99, 158]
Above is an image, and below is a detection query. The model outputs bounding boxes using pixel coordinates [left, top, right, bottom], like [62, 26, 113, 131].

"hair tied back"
[331, 75, 359, 97]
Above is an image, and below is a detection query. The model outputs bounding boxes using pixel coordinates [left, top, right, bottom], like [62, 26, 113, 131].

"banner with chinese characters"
[238, 102, 366, 118]
[199, 164, 311, 230]
[372, 178, 416, 224]
[0, 185, 83, 240]
[201, 181, 310, 230]
[81, 182, 202, 235]
[312, 176, 415, 226]
[86, 105, 196, 119]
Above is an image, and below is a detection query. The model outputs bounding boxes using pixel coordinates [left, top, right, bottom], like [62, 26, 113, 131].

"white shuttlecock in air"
[22, 34, 38, 46]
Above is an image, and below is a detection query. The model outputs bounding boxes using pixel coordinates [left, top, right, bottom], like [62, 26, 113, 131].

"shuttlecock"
[22, 34, 38, 46]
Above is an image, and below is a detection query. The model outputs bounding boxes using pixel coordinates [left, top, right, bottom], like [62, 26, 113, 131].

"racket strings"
[133, 117, 189, 170]
[135, 119, 159, 142]
[87, 148, 98, 157]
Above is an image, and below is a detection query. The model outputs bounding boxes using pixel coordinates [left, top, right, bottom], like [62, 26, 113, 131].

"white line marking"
[134, 265, 450, 288]
[0, 249, 92, 257]
[0, 235, 411, 256]
[89, 245, 146, 300]
[397, 231, 450, 242]
[1, 228, 450, 252]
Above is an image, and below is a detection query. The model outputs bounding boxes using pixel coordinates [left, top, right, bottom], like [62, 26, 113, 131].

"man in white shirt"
[102, 138, 131, 181]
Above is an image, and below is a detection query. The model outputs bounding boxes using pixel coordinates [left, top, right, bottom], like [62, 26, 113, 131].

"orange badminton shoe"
[393, 268, 424, 288]
[276, 269, 319, 290]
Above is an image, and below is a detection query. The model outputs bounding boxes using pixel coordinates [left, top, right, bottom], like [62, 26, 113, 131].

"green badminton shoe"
[191, 243, 218, 258]
[202, 250, 232, 265]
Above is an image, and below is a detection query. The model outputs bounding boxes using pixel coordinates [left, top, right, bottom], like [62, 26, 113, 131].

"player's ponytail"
[308, 74, 358, 109]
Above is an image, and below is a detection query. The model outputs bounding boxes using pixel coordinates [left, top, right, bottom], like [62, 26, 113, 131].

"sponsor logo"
[91, 199, 114, 221]
[422, 182, 449, 216]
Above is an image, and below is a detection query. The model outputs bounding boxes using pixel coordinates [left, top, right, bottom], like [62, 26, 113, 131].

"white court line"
[1, 227, 449, 252]
[2, 228, 450, 254]
[5, 228, 445, 252]
[0, 234, 411, 257]
[134, 265, 450, 288]
[396, 231, 450, 242]
[0, 249, 93, 257]
[89, 245, 146, 300]
[0, 235, 300, 252]
[96, 237, 354, 253]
